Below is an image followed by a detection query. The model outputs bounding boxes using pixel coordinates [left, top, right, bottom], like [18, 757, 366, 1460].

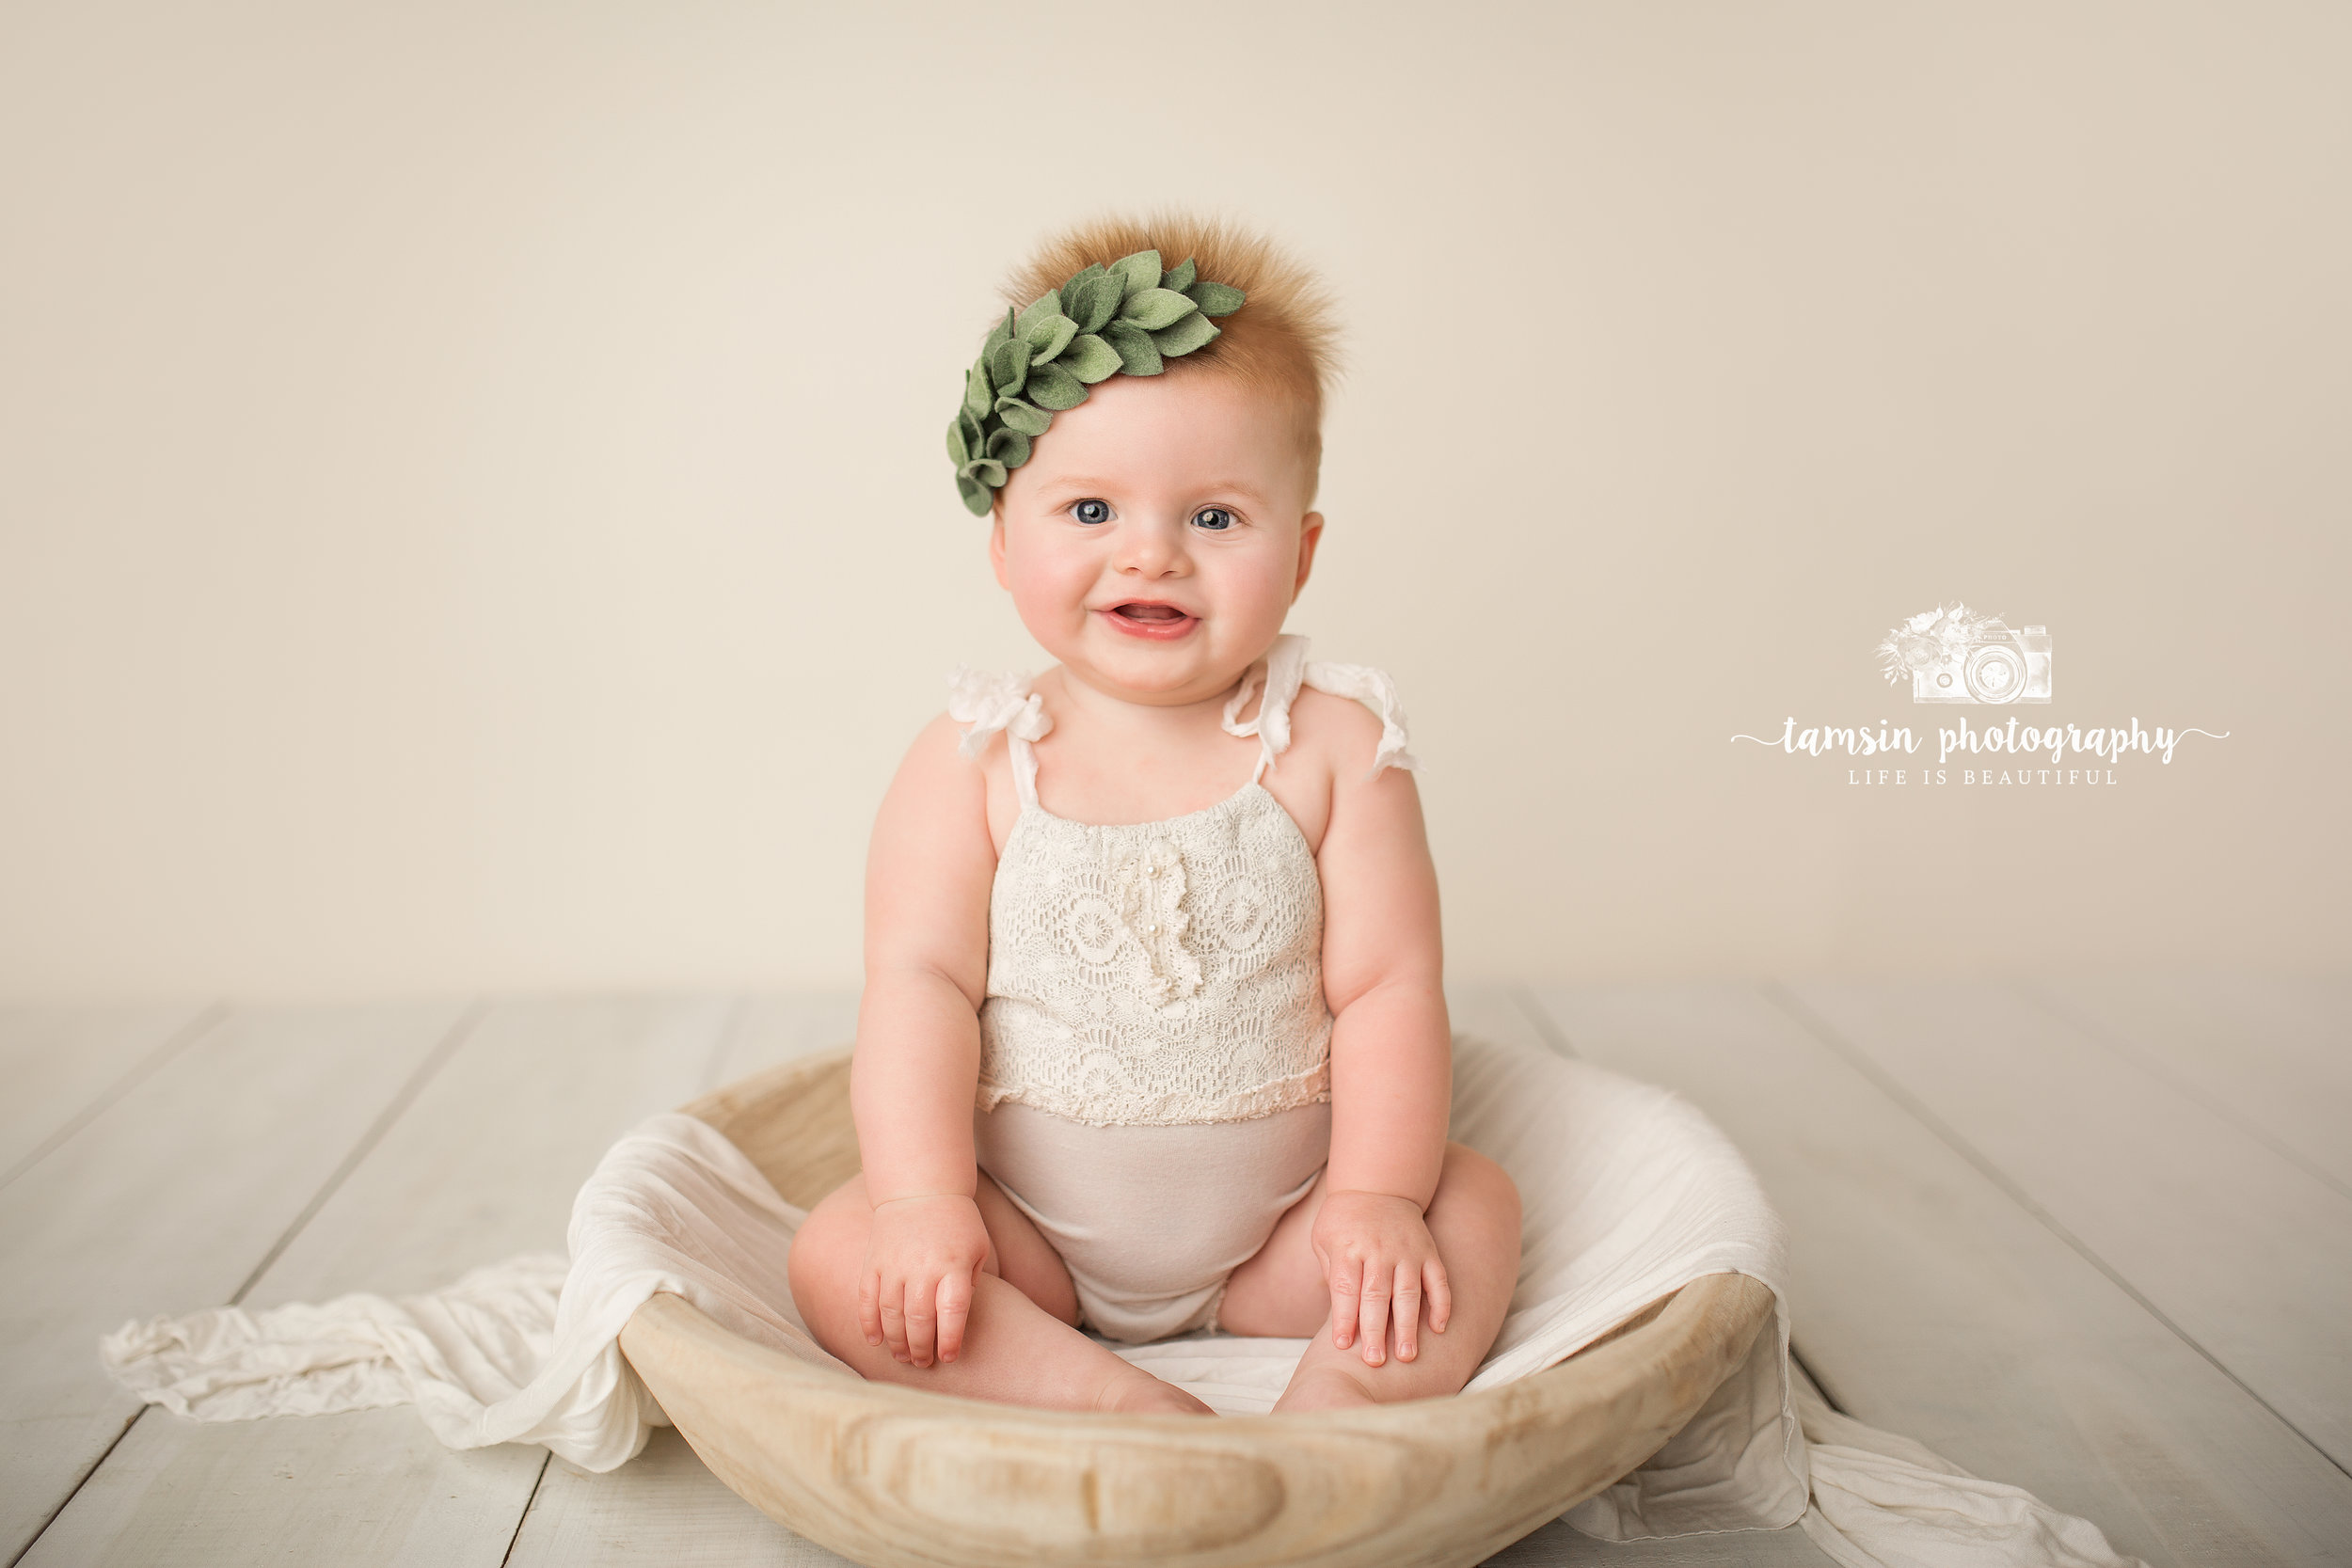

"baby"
[788, 217, 1522, 1415]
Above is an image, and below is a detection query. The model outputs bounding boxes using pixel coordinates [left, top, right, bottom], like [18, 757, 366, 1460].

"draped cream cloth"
[102, 1036, 2141, 1568]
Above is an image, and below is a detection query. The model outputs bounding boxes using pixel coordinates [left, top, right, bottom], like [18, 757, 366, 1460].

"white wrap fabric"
[101, 1113, 840, 1464]
[101, 1036, 2142, 1567]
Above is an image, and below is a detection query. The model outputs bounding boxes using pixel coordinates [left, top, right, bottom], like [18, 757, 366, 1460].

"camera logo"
[1877, 603, 2052, 705]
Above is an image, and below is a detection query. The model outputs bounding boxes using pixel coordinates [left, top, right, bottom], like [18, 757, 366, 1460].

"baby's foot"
[1093, 1367, 1215, 1417]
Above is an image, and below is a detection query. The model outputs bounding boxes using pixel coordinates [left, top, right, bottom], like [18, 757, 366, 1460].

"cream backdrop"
[2, 2, 2344, 1001]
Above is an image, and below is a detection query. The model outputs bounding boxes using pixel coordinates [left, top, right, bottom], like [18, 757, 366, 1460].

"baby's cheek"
[1003, 546, 1097, 620]
[1210, 548, 1305, 630]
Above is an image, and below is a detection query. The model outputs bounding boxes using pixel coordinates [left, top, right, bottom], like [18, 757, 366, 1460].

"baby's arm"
[1312, 701, 1454, 1366]
[848, 714, 999, 1368]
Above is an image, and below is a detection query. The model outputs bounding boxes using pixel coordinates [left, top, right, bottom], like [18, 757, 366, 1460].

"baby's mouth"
[1101, 601, 1198, 639]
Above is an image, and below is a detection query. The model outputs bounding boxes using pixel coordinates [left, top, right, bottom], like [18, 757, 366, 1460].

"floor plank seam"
[8, 1407, 149, 1568]
[1757, 979, 2352, 1484]
[226, 1001, 486, 1307]
[2015, 977, 2352, 1205]
[498, 1449, 554, 1567]
[0, 1004, 228, 1196]
[1505, 984, 1578, 1058]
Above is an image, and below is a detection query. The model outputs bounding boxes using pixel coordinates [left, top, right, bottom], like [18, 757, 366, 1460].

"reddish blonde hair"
[1001, 214, 1340, 482]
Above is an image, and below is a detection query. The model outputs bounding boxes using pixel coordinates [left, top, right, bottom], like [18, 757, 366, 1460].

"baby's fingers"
[1328, 1260, 1359, 1350]
[934, 1267, 975, 1364]
[877, 1279, 912, 1362]
[858, 1270, 883, 1347]
[904, 1276, 939, 1368]
[1392, 1262, 1423, 1362]
[1356, 1261, 1392, 1368]
[1425, 1256, 1454, 1335]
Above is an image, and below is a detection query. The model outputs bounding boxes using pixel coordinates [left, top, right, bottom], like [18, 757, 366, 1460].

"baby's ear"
[988, 512, 1011, 590]
[1293, 511, 1326, 601]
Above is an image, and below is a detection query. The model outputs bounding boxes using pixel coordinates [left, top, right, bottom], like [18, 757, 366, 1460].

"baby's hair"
[1002, 214, 1340, 483]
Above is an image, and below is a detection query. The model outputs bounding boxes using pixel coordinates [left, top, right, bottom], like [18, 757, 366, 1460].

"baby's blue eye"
[1073, 499, 1111, 525]
[1192, 507, 1235, 531]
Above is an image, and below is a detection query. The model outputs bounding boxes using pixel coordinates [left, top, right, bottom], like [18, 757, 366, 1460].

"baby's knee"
[787, 1176, 870, 1317]
[1438, 1143, 1522, 1230]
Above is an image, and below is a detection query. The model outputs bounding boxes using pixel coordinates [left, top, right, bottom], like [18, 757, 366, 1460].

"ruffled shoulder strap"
[1221, 634, 1418, 781]
[947, 666, 1053, 809]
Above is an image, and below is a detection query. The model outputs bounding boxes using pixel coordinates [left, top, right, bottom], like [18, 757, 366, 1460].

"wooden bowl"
[619, 1049, 1773, 1568]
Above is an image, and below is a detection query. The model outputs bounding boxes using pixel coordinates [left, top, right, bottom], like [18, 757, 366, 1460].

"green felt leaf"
[1025, 360, 1088, 410]
[1109, 249, 1163, 298]
[985, 427, 1032, 467]
[1104, 322, 1163, 376]
[1152, 309, 1219, 356]
[1187, 280, 1246, 317]
[1014, 290, 1062, 338]
[1024, 311, 1077, 363]
[982, 308, 1016, 356]
[1119, 287, 1198, 331]
[1062, 332, 1122, 383]
[949, 260, 1259, 508]
[993, 397, 1052, 436]
[987, 338, 1030, 396]
[1065, 274, 1120, 335]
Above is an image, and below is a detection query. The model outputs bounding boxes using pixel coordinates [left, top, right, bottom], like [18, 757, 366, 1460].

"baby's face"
[991, 371, 1322, 706]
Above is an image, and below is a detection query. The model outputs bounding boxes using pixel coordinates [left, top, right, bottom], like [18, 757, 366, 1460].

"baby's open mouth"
[1102, 601, 1198, 638]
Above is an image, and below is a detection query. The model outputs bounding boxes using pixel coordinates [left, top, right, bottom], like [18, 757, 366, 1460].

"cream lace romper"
[948, 634, 1416, 1342]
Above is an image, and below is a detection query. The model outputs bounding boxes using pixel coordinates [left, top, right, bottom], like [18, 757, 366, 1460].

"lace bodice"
[951, 635, 1415, 1127]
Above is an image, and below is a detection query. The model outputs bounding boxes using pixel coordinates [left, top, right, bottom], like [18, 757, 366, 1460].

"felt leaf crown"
[947, 248, 1247, 515]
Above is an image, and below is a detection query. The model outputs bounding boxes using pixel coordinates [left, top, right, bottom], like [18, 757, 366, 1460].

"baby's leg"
[788, 1171, 1211, 1415]
[1219, 1143, 1521, 1412]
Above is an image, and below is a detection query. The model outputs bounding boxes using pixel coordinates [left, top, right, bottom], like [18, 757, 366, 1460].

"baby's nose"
[1116, 525, 1190, 574]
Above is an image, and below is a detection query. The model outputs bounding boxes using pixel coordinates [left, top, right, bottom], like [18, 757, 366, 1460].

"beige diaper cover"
[948, 634, 1416, 1342]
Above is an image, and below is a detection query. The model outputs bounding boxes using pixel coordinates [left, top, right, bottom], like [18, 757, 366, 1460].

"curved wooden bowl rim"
[627, 1264, 1771, 1438]
[618, 1046, 1778, 1568]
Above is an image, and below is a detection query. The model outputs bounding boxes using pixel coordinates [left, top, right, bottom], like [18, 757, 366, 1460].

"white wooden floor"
[3, 977, 2347, 1567]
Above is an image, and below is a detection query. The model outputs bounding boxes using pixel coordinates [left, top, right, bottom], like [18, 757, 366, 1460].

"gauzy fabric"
[101, 1035, 2144, 1567]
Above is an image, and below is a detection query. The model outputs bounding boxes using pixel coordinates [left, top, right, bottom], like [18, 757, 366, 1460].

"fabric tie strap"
[949, 666, 1053, 807]
[949, 666, 1053, 754]
[1223, 635, 1419, 780]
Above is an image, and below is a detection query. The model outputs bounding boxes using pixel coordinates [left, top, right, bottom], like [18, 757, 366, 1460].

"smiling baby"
[787, 216, 1521, 1415]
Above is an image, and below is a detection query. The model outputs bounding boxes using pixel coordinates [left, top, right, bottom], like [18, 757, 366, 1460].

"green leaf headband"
[947, 249, 1246, 515]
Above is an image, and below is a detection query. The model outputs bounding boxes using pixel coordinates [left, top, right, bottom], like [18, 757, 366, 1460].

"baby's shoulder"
[1287, 656, 1418, 784]
[1259, 670, 1417, 856]
[894, 708, 996, 796]
[1288, 686, 1387, 767]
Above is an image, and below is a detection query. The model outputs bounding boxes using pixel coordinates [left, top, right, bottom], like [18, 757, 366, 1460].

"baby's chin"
[1056, 622, 1264, 706]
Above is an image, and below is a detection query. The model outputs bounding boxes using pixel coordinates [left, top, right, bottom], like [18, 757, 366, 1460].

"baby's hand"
[1311, 1189, 1454, 1367]
[860, 1192, 991, 1368]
